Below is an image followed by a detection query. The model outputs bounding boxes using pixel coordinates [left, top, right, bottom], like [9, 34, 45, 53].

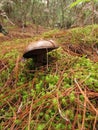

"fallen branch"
[0, 12, 15, 25]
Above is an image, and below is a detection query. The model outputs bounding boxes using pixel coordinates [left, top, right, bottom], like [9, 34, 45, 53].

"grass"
[0, 25, 98, 130]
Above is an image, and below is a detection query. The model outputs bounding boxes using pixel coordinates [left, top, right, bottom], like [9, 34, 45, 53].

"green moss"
[0, 25, 98, 129]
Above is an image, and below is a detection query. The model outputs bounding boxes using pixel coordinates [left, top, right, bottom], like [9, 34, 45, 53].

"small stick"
[57, 91, 70, 122]
[28, 98, 33, 130]
[74, 78, 98, 115]
[81, 88, 87, 130]
[93, 113, 98, 130]
[17, 102, 23, 114]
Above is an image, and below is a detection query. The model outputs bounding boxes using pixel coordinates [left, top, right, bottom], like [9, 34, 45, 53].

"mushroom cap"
[23, 40, 59, 58]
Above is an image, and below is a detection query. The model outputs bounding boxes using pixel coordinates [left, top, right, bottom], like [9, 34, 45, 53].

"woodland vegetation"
[0, 0, 98, 29]
[0, 0, 98, 130]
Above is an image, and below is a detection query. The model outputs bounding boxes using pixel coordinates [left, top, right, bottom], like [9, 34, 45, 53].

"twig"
[93, 113, 98, 130]
[6, 101, 16, 130]
[0, 60, 8, 73]
[14, 56, 20, 86]
[57, 91, 70, 122]
[17, 102, 23, 114]
[74, 78, 98, 115]
[81, 88, 87, 130]
[55, 65, 71, 122]
[28, 98, 33, 130]
[47, 112, 57, 130]
[0, 12, 15, 25]
[58, 106, 70, 122]
[0, 66, 7, 72]
[81, 73, 91, 83]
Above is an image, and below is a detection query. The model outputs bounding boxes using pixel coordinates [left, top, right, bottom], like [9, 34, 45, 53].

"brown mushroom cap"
[23, 40, 59, 58]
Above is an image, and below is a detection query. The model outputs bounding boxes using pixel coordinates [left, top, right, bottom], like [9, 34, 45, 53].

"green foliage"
[35, 80, 43, 93]
[14, 119, 21, 125]
[46, 74, 59, 85]
[68, 25, 98, 45]
[1, 0, 98, 31]
[69, 92, 75, 102]
[72, 56, 98, 91]
[55, 123, 65, 130]
[70, 0, 91, 8]
[36, 124, 45, 130]
[42, 29, 59, 38]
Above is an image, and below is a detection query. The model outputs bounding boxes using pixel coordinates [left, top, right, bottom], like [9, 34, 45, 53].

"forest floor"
[0, 25, 48, 41]
[0, 25, 98, 130]
[0, 25, 98, 62]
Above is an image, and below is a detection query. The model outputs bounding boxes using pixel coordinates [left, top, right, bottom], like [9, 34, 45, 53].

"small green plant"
[36, 124, 45, 130]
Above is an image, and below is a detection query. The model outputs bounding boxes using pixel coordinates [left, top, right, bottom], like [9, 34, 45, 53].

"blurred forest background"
[0, 0, 98, 30]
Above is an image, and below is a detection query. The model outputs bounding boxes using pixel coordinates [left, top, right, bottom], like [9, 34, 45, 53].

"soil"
[0, 25, 98, 62]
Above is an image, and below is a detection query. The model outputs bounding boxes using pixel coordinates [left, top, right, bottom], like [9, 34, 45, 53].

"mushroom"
[23, 40, 59, 67]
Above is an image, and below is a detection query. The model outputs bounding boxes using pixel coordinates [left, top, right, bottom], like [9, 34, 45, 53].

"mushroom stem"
[33, 53, 47, 67]
[46, 48, 49, 70]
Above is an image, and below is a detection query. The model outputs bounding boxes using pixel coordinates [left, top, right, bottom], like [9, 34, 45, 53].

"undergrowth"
[43, 24, 98, 46]
[0, 25, 98, 130]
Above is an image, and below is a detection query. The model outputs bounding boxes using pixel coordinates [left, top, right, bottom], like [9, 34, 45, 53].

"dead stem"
[28, 98, 33, 130]
[93, 113, 98, 130]
[14, 56, 20, 84]
[33, 105, 44, 130]
[74, 78, 98, 115]
[47, 112, 57, 130]
[72, 87, 80, 129]
[57, 91, 70, 122]
[81, 88, 87, 130]
[17, 102, 23, 114]
[6, 101, 17, 130]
